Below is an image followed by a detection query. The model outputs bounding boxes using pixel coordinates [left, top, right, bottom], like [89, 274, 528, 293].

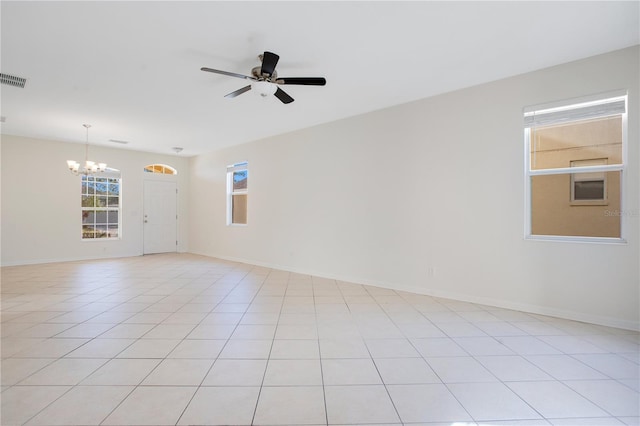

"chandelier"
[66, 124, 107, 175]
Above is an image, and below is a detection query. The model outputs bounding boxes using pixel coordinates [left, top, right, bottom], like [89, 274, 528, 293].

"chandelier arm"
[67, 124, 107, 176]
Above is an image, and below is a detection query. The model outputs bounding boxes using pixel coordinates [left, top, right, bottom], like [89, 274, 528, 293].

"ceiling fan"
[201, 51, 326, 104]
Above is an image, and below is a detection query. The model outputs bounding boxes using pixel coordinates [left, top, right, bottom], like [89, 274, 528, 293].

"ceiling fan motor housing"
[252, 66, 276, 81]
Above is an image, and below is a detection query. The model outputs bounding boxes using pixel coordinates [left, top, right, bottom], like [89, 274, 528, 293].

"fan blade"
[277, 77, 326, 86]
[274, 87, 294, 104]
[201, 67, 255, 80]
[225, 85, 251, 98]
[260, 51, 279, 76]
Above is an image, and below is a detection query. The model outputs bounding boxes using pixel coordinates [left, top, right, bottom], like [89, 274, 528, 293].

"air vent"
[1, 73, 27, 88]
[108, 139, 130, 145]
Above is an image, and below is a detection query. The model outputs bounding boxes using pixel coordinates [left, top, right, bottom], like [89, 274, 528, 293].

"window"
[227, 162, 248, 225]
[524, 94, 626, 241]
[81, 171, 121, 239]
[570, 159, 607, 203]
[144, 164, 177, 175]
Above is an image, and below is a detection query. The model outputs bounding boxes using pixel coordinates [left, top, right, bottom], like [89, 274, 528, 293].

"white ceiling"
[1, 1, 638, 156]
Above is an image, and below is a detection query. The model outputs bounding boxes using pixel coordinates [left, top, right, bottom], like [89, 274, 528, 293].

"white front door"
[143, 180, 177, 254]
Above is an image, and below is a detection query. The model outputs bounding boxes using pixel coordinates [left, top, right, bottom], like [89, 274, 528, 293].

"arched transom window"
[144, 164, 177, 175]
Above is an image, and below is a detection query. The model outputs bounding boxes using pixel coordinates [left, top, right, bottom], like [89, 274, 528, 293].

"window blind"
[227, 162, 248, 173]
[524, 97, 626, 128]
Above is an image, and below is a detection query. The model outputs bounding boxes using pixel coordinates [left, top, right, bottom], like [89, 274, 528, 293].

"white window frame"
[226, 161, 248, 226]
[81, 170, 122, 241]
[523, 92, 627, 244]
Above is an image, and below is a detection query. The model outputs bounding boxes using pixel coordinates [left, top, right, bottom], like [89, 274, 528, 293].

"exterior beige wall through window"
[524, 94, 626, 241]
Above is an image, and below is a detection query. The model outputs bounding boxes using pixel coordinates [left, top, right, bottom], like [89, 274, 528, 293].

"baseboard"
[1, 252, 143, 267]
[191, 251, 640, 332]
[406, 286, 640, 332]
[1, 249, 193, 267]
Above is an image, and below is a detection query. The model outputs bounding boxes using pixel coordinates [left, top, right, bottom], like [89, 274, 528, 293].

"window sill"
[525, 234, 626, 245]
[570, 200, 609, 206]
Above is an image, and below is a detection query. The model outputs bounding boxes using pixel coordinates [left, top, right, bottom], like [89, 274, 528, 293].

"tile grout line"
[360, 285, 408, 425]
[313, 276, 331, 426]
[249, 269, 287, 426]
[172, 266, 264, 426]
[97, 268, 238, 426]
[2, 268, 158, 426]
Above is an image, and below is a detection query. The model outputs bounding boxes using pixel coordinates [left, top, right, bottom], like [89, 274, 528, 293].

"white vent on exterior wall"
[1, 73, 27, 88]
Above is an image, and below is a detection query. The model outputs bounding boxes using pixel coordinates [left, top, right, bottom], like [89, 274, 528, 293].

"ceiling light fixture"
[251, 80, 277, 97]
[67, 124, 107, 175]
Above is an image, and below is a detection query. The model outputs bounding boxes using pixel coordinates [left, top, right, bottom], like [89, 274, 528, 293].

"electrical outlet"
[427, 267, 435, 277]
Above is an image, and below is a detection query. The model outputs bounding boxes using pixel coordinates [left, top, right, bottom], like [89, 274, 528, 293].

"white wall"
[1, 135, 190, 265]
[189, 46, 640, 330]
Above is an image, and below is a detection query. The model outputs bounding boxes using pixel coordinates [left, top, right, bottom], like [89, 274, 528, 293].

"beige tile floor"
[1, 253, 638, 425]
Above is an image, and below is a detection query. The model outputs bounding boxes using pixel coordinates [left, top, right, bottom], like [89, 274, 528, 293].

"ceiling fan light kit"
[251, 80, 277, 97]
[201, 51, 326, 104]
